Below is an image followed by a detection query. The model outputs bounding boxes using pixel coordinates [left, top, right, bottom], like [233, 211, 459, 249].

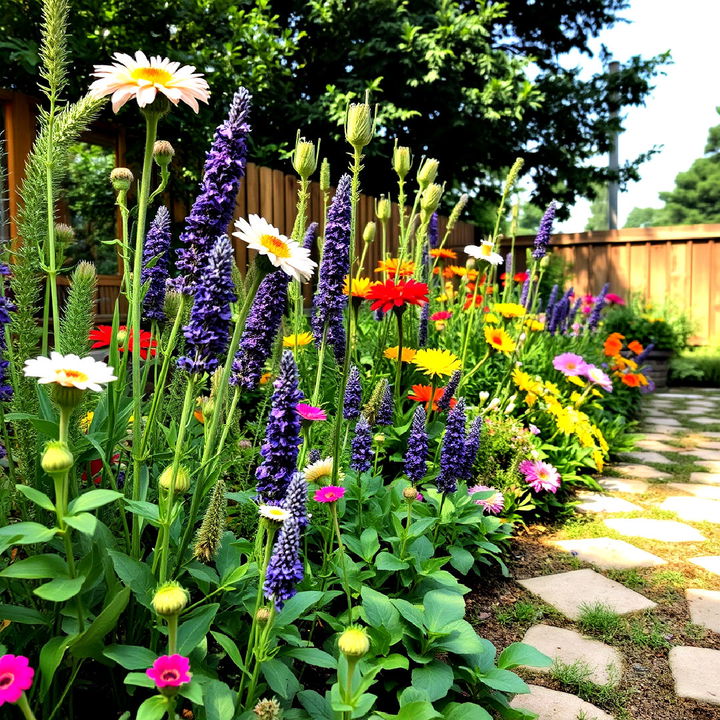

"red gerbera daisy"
[365, 279, 429, 314]
[463, 293, 484, 310]
[408, 384, 457, 412]
[89, 325, 157, 359]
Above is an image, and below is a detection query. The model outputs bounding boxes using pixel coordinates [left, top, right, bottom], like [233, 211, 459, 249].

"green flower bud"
[338, 626, 370, 658]
[417, 158, 439, 189]
[362, 221, 376, 244]
[153, 140, 175, 168]
[376, 196, 391, 222]
[320, 158, 331, 193]
[447, 193, 469, 232]
[345, 95, 374, 150]
[41, 441, 74, 475]
[420, 183, 443, 216]
[54, 223, 75, 246]
[403, 486, 418, 502]
[393, 143, 412, 179]
[110, 167, 134, 192]
[292, 134, 318, 180]
[256, 607, 271, 625]
[159, 465, 191, 494]
[152, 581, 189, 617]
[164, 291, 183, 323]
[115, 328, 128, 347]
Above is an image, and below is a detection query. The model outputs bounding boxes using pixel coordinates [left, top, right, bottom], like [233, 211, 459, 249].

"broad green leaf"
[0, 522, 56, 545]
[374, 701, 443, 720]
[497, 642, 552, 670]
[123, 500, 160, 523]
[136, 695, 169, 720]
[361, 586, 400, 630]
[436, 620, 486, 656]
[412, 660, 454, 702]
[407, 517, 436, 539]
[423, 590, 465, 633]
[297, 690, 332, 720]
[442, 702, 492, 720]
[261, 658, 300, 700]
[15, 484, 54, 511]
[448, 547, 474, 575]
[104, 644, 157, 670]
[34, 575, 86, 602]
[391, 598, 425, 630]
[478, 668, 529, 693]
[124, 671, 155, 688]
[108, 549, 155, 607]
[177, 604, 219, 656]
[70, 586, 131, 659]
[203, 679, 235, 720]
[0, 554, 67, 579]
[64, 513, 97, 536]
[375, 552, 409, 571]
[360, 528, 380, 560]
[210, 631, 245, 671]
[68, 489, 123, 514]
[39, 635, 72, 697]
[0, 604, 50, 625]
[275, 590, 324, 626]
[283, 647, 337, 669]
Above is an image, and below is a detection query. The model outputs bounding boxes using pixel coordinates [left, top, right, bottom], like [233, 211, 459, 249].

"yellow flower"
[567, 375, 585, 388]
[593, 425, 609, 453]
[493, 302, 526, 318]
[436, 294, 448, 303]
[544, 381, 561, 396]
[343, 276, 376, 298]
[570, 391, 583, 404]
[260, 372, 272, 385]
[484, 325, 515, 353]
[412, 348, 461, 378]
[384, 346, 417, 363]
[525, 319, 545, 332]
[592, 449, 605, 472]
[338, 626, 371, 658]
[576, 423, 595, 448]
[80, 411, 94, 433]
[283, 332, 314, 347]
[512, 368, 542, 395]
[484, 312, 500, 324]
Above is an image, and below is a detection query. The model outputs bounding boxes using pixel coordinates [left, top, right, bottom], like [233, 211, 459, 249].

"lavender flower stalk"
[545, 284, 558, 314]
[519, 277, 530, 307]
[404, 405, 428, 484]
[176, 88, 252, 289]
[437, 398, 466, 494]
[460, 417, 482, 481]
[0, 295, 14, 401]
[141, 206, 171, 322]
[636, 343, 655, 365]
[264, 515, 303, 610]
[428, 212, 439, 249]
[532, 201, 556, 260]
[350, 414, 373, 473]
[282, 471, 308, 528]
[343, 365, 362, 419]
[437, 370, 461, 412]
[376, 383, 394, 426]
[231, 269, 289, 389]
[255, 351, 303, 503]
[177, 235, 237, 374]
[418, 302, 429, 348]
[311, 174, 351, 362]
[587, 283, 609, 331]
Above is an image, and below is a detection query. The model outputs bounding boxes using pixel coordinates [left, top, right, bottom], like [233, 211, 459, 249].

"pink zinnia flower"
[146, 655, 192, 689]
[468, 484, 505, 514]
[604, 293, 625, 305]
[581, 294, 595, 313]
[296, 403, 327, 421]
[430, 311, 453, 321]
[0, 655, 34, 706]
[519, 460, 561, 493]
[314, 486, 346, 503]
[584, 365, 613, 392]
[552, 352, 588, 376]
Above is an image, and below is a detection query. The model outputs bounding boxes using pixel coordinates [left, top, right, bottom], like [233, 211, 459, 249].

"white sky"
[557, 0, 720, 231]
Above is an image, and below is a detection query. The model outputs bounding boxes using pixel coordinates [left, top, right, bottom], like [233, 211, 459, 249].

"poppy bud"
[292, 134, 318, 180]
[110, 167, 134, 192]
[159, 465, 191, 494]
[417, 158, 439, 189]
[153, 140, 175, 168]
[393, 144, 412, 179]
[345, 95, 373, 150]
[338, 626, 370, 658]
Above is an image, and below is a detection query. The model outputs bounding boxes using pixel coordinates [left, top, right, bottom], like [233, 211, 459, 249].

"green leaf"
[68, 489, 123, 514]
[360, 528, 380, 560]
[448, 547, 474, 575]
[297, 690, 332, 720]
[374, 701, 443, 720]
[4, 412, 58, 438]
[375, 551, 409, 571]
[34, 575, 86, 602]
[0, 604, 50, 625]
[283, 647, 337, 669]
[177, 604, 219, 656]
[423, 590, 465, 633]
[436, 620, 486, 656]
[407, 517, 436, 539]
[275, 590, 324, 626]
[107, 549, 155, 607]
[123, 499, 160, 523]
[136, 695, 169, 720]
[15, 484, 55, 511]
[104, 644, 157, 670]
[39, 636, 72, 697]
[70, 586, 131, 659]
[124, 671, 155, 689]
[361, 586, 400, 630]
[210, 631, 245, 671]
[203, 679, 235, 720]
[0, 522, 56, 545]
[412, 660, 454, 702]
[261, 658, 300, 700]
[478, 668, 529, 693]
[442, 702, 492, 720]
[390, 598, 425, 630]
[63, 513, 97, 536]
[0, 554, 67, 579]
[497, 642, 552, 670]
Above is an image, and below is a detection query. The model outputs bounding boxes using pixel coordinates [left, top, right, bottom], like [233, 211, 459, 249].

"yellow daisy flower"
[493, 302, 526, 318]
[412, 348, 461, 378]
[484, 312, 500, 324]
[283, 332, 314, 347]
[484, 325, 516, 353]
[384, 346, 417, 363]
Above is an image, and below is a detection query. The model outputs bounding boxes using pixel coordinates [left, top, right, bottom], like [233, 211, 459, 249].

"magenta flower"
[297, 403, 327, 421]
[468, 484, 505, 514]
[605, 293, 625, 305]
[519, 460, 561, 493]
[0, 655, 34, 706]
[146, 655, 192, 689]
[584, 365, 613, 392]
[552, 352, 588, 377]
[314, 486, 346, 503]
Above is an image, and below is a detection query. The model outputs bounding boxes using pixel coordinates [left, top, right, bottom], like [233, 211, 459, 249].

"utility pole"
[608, 60, 620, 230]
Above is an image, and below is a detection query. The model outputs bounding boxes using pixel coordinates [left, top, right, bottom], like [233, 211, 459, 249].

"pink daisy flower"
[528, 424, 541, 436]
[519, 460, 561, 493]
[552, 352, 588, 377]
[605, 293, 625, 305]
[430, 311, 453, 321]
[0, 655, 34, 706]
[297, 403, 327, 421]
[468, 484, 505, 515]
[146, 654, 192, 689]
[584, 365, 613, 392]
[314, 486, 346, 503]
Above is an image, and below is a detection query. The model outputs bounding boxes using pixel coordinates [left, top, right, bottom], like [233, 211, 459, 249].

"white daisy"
[258, 505, 289, 522]
[233, 215, 317, 282]
[464, 240, 503, 266]
[303, 456, 335, 484]
[24, 352, 117, 392]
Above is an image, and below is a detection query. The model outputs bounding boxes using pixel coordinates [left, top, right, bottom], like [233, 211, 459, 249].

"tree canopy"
[1, 0, 666, 228]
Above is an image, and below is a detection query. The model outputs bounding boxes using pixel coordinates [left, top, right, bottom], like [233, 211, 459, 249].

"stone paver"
[518, 569, 656, 620]
[688, 416, 720, 426]
[614, 463, 671, 480]
[621, 450, 671, 464]
[521, 624, 623, 685]
[689, 556, 720, 576]
[669, 646, 720, 705]
[510, 684, 615, 719]
[634, 439, 681, 452]
[689, 472, 720, 486]
[604, 518, 706, 542]
[659, 497, 720, 524]
[645, 416, 681, 427]
[635, 432, 677, 442]
[699, 431, 720, 439]
[598, 477, 649, 494]
[644, 424, 683, 435]
[680, 448, 720, 461]
[697, 460, 720, 473]
[686, 589, 720, 633]
[655, 392, 711, 400]
[551, 538, 666, 570]
[698, 441, 720, 450]
[576, 493, 643, 514]
[667, 483, 720, 499]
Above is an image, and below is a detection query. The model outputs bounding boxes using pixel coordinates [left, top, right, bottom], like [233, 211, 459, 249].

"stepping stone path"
[689, 471, 720, 485]
[659, 496, 720, 524]
[688, 416, 720, 426]
[689, 556, 720, 575]
[521, 624, 623, 685]
[696, 460, 720, 472]
[518, 569, 656, 620]
[613, 463, 671, 480]
[686, 589, 720, 632]
[604, 518, 706, 542]
[667, 482, 720, 499]
[645, 416, 681, 427]
[551, 538, 666, 570]
[598, 476, 648, 494]
[576, 493, 642, 514]
[510, 684, 615, 719]
[621, 450, 670, 464]
[669, 647, 720, 705]
[634, 439, 681, 452]
[680, 448, 720, 461]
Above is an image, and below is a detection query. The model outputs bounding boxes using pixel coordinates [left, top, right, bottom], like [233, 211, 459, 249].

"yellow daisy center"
[55, 368, 88, 386]
[260, 234, 291, 258]
[130, 67, 173, 85]
[480, 244, 493, 256]
[268, 508, 285, 518]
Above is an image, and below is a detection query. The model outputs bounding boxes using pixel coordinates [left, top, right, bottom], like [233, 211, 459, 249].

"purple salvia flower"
[376, 383, 394, 426]
[373, 309, 384, 322]
[311, 174, 351, 363]
[255, 350, 303, 503]
[177, 235, 237, 374]
[567, 297, 582, 326]
[141, 206, 171, 322]
[281, 471, 308, 528]
[231, 269, 289, 389]
[404, 405, 428, 484]
[344, 365, 362, 419]
[587, 283, 609, 331]
[418, 302, 429, 348]
[350, 413, 373, 473]
[460, 417, 482, 481]
[176, 88, 252, 290]
[307, 449, 321, 464]
[548, 296, 570, 336]
[545, 284, 558, 314]
[437, 370, 461, 412]
[0, 295, 14, 401]
[505, 252, 512, 276]
[532, 201, 556, 260]
[428, 212, 439, 249]
[264, 515, 303, 610]
[636, 343, 655, 365]
[437, 398, 466, 494]
[519, 277, 530, 308]
[303, 222, 318, 250]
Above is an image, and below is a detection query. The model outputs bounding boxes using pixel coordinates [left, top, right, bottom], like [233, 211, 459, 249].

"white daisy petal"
[23, 353, 117, 392]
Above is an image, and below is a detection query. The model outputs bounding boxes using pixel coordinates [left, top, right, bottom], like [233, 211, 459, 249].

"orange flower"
[408, 384, 457, 412]
[344, 276, 376, 298]
[429, 248, 458, 260]
[603, 332, 625, 357]
[384, 346, 417, 363]
[621, 373, 641, 387]
[464, 293, 484, 310]
[375, 258, 415, 277]
[628, 340, 644, 355]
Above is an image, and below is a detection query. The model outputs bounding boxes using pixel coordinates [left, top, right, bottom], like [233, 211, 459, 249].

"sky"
[557, 0, 720, 232]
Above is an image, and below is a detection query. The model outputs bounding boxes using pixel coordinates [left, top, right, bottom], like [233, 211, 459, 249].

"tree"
[624, 206, 664, 228]
[0, 0, 666, 228]
[586, 184, 608, 231]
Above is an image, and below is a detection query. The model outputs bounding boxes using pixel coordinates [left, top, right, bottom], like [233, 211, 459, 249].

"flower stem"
[16, 693, 38, 720]
[394, 310, 404, 406]
[331, 503, 353, 619]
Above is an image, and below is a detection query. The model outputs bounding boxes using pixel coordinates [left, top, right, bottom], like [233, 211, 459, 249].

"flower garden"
[4, 3, 720, 720]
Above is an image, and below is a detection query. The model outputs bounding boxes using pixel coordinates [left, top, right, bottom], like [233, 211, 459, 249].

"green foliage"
[577, 602, 623, 641]
[585, 183, 608, 231]
[58, 260, 97, 356]
[671, 346, 720, 386]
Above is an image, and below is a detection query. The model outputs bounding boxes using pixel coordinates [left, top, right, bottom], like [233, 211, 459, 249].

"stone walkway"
[511, 387, 720, 719]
